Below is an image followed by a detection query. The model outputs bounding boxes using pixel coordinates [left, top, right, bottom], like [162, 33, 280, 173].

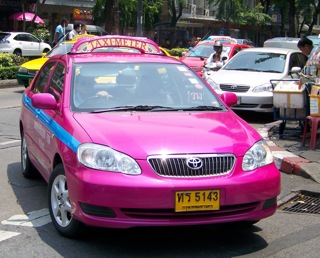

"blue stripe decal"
[23, 93, 80, 153]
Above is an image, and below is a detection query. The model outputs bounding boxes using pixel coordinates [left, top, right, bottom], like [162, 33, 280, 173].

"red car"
[180, 39, 252, 76]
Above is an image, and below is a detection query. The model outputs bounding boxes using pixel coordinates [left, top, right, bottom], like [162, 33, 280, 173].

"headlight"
[18, 67, 28, 73]
[252, 83, 273, 93]
[77, 143, 141, 175]
[207, 78, 220, 90]
[242, 140, 273, 171]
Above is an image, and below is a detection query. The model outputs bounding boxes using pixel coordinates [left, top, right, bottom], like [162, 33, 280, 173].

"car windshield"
[0, 32, 10, 42]
[223, 51, 286, 73]
[71, 62, 225, 112]
[186, 44, 230, 58]
[45, 43, 74, 57]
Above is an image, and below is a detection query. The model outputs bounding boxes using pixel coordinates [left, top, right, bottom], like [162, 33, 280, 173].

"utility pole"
[137, 0, 143, 36]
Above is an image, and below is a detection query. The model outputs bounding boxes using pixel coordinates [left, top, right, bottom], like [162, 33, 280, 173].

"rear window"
[0, 32, 10, 42]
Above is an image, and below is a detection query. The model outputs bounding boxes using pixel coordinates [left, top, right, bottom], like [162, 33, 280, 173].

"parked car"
[20, 35, 280, 238]
[236, 38, 255, 46]
[206, 47, 308, 112]
[307, 35, 320, 47]
[16, 34, 96, 87]
[180, 39, 251, 76]
[65, 24, 108, 36]
[0, 32, 51, 57]
[263, 37, 300, 50]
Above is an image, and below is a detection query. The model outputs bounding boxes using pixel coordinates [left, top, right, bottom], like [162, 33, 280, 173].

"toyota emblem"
[186, 157, 203, 170]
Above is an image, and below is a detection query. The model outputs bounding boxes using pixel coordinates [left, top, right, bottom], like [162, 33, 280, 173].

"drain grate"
[279, 190, 320, 215]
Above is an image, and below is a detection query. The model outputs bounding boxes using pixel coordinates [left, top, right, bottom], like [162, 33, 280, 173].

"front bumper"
[65, 160, 281, 229]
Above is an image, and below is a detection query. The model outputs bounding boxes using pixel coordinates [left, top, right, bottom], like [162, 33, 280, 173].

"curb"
[0, 79, 19, 88]
[257, 123, 320, 184]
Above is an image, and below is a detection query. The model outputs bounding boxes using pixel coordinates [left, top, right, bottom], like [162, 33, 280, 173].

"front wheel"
[48, 164, 83, 238]
[21, 130, 38, 178]
[13, 49, 22, 56]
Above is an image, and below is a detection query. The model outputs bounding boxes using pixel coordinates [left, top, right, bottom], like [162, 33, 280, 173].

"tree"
[296, 0, 320, 36]
[207, 0, 271, 35]
[167, 0, 185, 48]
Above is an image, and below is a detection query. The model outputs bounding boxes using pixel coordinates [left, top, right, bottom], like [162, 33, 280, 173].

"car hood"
[209, 69, 286, 86]
[181, 57, 207, 68]
[73, 111, 260, 159]
[21, 57, 48, 70]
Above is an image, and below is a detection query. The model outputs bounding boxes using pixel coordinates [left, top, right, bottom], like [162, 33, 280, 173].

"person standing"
[80, 23, 87, 35]
[53, 18, 69, 46]
[297, 36, 317, 76]
[68, 23, 80, 40]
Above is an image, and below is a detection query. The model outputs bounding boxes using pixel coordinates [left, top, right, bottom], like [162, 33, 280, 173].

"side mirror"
[181, 51, 186, 56]
[290, 67, 301, 74]
[220, 92, 238, 107]
[31, 93, 58, 110]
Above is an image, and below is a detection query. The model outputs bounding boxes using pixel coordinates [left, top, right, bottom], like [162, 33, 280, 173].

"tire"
[13, 49, 22, 57]
[21, 131, 38, 178]
[43, 48, 50, 53]
[48, 164, 83, 238]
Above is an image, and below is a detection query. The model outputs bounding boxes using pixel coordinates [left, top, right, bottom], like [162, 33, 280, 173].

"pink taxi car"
[20, 36, 280, 238]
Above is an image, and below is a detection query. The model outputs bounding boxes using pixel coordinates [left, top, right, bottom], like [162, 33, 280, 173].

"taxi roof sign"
[71, 35, 163, 54]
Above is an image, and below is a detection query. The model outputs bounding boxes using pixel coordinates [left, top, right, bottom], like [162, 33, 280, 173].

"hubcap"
[51, 175, 72, 227]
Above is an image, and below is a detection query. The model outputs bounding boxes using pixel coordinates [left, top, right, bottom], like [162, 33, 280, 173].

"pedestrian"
[80, 23, 87, 35]
[297, 36, 317, 76]
[53, 18, 69, 46]
[297, 36, 314, 57]
[68, 23, 80, 40]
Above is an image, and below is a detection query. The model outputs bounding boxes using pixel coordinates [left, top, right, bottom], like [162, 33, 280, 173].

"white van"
[263, 37, 300, 50]
[66, 24, 108, 36]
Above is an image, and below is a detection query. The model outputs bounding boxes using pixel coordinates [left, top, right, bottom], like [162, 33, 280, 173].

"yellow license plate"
[175, 190, 220, 212]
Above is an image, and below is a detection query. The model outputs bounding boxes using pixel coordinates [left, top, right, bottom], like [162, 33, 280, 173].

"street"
[0, 86, 320, 257]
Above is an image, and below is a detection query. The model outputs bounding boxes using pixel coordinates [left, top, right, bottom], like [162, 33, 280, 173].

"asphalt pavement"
[1, 79, 320, 184]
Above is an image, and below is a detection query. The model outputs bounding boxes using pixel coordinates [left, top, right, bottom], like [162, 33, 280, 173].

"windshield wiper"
[228, 68, 261, 72]
[178, 105, 224, 111]
[91, 105, 175, 113]
[261, 69, 282, 73]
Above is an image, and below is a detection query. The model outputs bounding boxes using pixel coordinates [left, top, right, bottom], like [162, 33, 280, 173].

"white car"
[206, 47, 307, 112]
[0, 32, 51, 57]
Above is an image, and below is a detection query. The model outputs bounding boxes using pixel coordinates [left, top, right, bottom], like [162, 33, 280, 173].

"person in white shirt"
[68, 23, 81, 40]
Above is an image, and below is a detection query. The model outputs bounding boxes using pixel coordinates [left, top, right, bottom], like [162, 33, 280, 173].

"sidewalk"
[1, 79, 320, 184]
[257, 120, 320, 184]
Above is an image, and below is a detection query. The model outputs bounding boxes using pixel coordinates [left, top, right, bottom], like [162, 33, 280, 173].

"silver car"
[0, 32, 51, 57]
[206, 47, 307, 112]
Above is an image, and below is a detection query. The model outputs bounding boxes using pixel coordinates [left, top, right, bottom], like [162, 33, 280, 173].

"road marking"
[0, 230, 20, 242]
[1, 208, 51, 227]
[0, 140, 20, 146]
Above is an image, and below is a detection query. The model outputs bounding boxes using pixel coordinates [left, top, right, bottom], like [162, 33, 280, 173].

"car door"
[24, 61, 58, 177]
[14, 34, 32, 56]
[26, 34, 42, 56]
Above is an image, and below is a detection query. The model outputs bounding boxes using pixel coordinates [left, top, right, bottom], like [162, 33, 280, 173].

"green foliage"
[31, 27, 51, 42]
[207, 0, 271, 27]
[168, 48, 189, 57]
[0, 54, 29, 79]
[0, 67, 19, 80]
[93, 0, 163, 30]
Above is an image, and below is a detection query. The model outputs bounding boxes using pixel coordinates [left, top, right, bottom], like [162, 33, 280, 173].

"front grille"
[121, 202, 259, 219]
[220, 84, 250, 92]
[148, 154, 235, 177]
[28, 69, 38, 75]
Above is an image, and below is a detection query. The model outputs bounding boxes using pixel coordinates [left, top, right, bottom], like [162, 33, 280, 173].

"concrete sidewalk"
[257, 120, 320, 184]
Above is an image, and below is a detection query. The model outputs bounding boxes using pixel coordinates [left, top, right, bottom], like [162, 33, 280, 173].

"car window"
[224, 51, 286, 73]
[0, 32, 10, 41]
[71, 62, 223, 111]
[32, 62, 56, 93]
[26, 34, 38, 42]
[48, 62, 65, 102]
[46, 43, 74, 57]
